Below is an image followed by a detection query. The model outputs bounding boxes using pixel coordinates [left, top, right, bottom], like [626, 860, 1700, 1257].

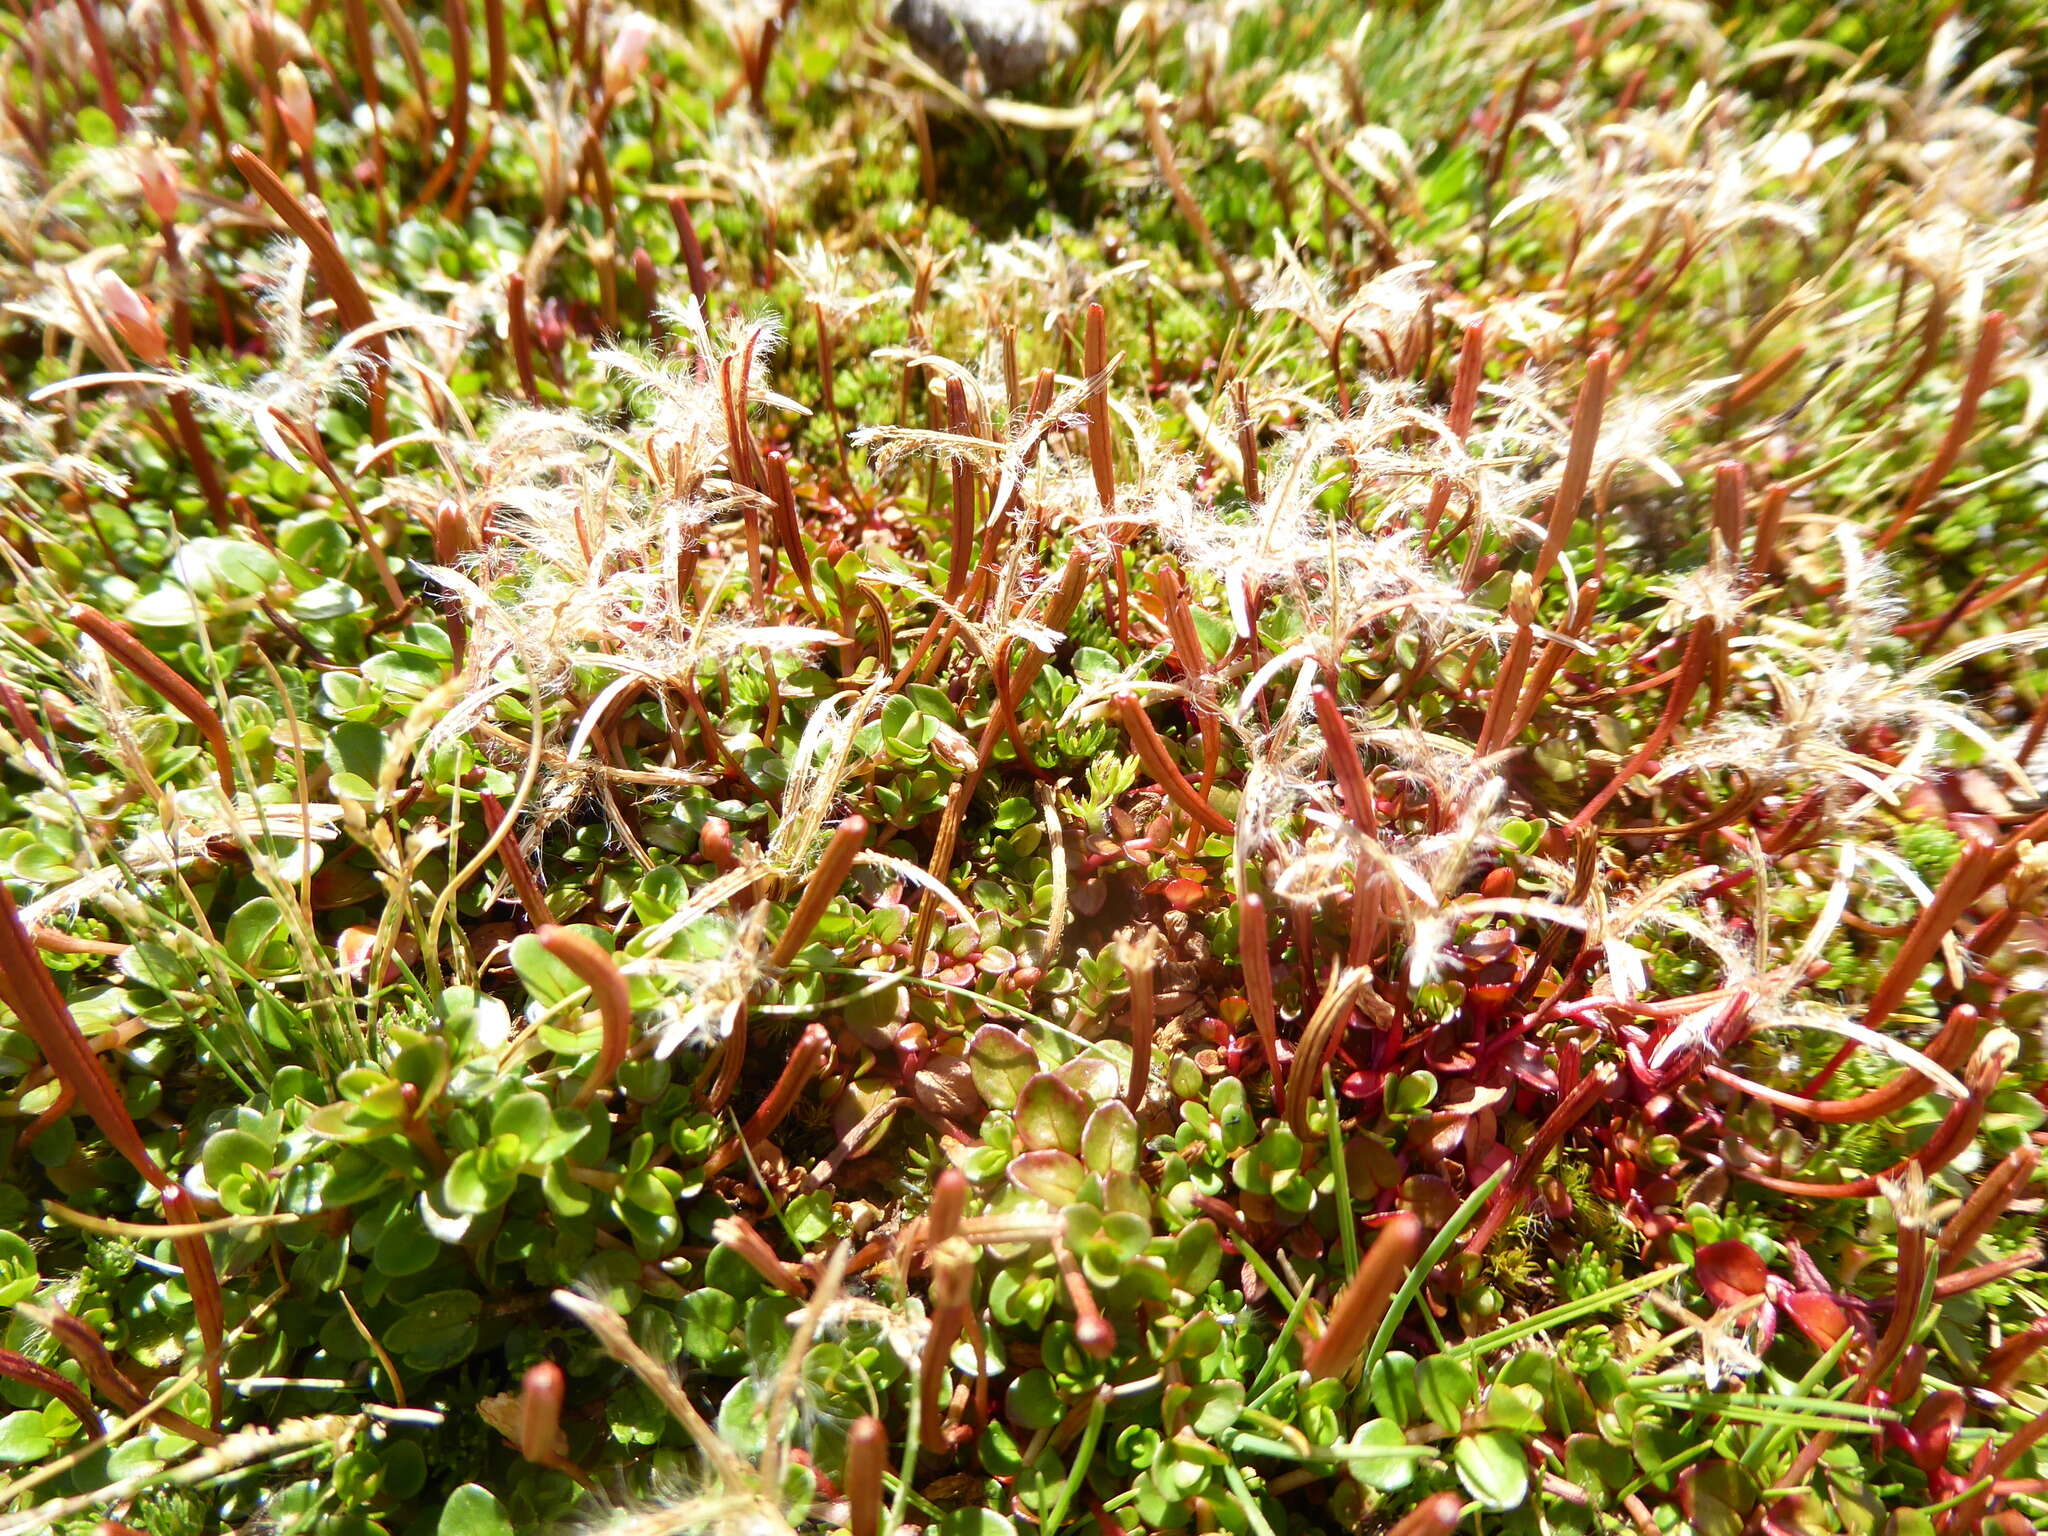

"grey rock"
[889, 0, 1075, 93]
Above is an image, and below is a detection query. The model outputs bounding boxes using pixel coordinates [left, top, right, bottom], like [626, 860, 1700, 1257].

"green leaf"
[1345, 1419, 1416, 1492]
[1417, 1353, 1475, 1432]
[492, 1090, 555, 1155]
[937, 1512, 1017, 1536]
[0, 1411, 51, 1463]
[224, 898, 286, 966]
[1455, 1430, 1530, 1511]
[967, 1025, 1037, 1110]
[1015, 1072, 1087, 1154]
[201, 1128, 272, 1189]
[384, 1289, 482, 1369]
[0, 1232, 36, 1305]
[438, 1484, 515, 1536]
[1006, 1368, 1063, 1431]
[1081, 1100, 1139, 1174]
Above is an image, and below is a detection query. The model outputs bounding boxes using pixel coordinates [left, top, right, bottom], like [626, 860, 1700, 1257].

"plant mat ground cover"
[1, 0, 2048, 1532]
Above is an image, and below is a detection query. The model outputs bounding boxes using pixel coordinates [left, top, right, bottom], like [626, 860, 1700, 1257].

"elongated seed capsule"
[520, 1361, 566, 1464]
[846, 1416, 888, 1536]
[70, 605, 234, 795]
[1084, 302, 1116, 516]
[1387, 1493, 1465, 1536]
[1531, 349, 1611, 585]
[1304, 1211, 1424, 1381]
[1939, 1146, 2038, 1267]
[769, 817, 869, 968]
[704, 1024, 833, 1178]
[1123, 929, 1157, 1112]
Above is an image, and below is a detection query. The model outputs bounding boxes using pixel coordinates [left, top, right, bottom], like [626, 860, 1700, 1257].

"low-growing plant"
[0, 0, 2045, 1534]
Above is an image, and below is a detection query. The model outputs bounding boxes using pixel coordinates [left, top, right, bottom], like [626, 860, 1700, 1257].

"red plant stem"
[1475, 580, 1537, 756]
[1464, 1063, 1618, 1257]
[0, 884, 175, 1197]
[478, 791, 557, 927]
[2021, 102, 2048, 204]
[1241, 892, 1282, 1089]
[740, 1024, 829, 1154]
[1938, 1146, 2037, 1270]
[162, 1185, 226, 1415]
[1805, 830, 1994, 1094]
[1567, 619, 1713, 831]
[1153, 567, 1221, 790]
[72, 0, 128, 129]
[536, 927, 633, 1106]
[1053, 1230, 1115, 1359]
[167, 393, 232, 532]
[1084, 302, 1116, 517]
[1985, 808, 2048, 891]
[1864, 1217, 1929, 1398]
[1944, 1414, 2048, 1535]
[1531, 350, 1611, 585]
[667, 195, 712, 308]
[760, 449, 817, 611]
[0, 1348, 104, 1435]
[1504, 578, 1601, 738]
[1985, 1318, 2048, 1394]
[1304, 1211, 1423, 1380]
[443, 0, 472, 178]
[69, 605, 234, 795]
[1747, 483, 1788, 579]
[1711, 461, 1746, 561]
[846, 1416, 887, 1536]
[483, 0, 508, 107]
[338, 0, 389, 232]
[1115, 692, 1233, 836]
[1237, 388, 1260, 505]
[1875, 311, 2006, 551]
[1721, 343, 1805, 419]
[41, 1307, 220, 1443]
[0, 670, 50, 760]
[712, 1214, 808, 1296]
[768, 817, 869, 968]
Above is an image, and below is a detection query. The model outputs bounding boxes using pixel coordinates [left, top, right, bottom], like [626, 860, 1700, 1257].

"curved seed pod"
[1736, 1033, 2014, 1200]
[1115, 692, 1232, 836]
[705, 1024, 832, 1177]
[536, 927, 632, 1107]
